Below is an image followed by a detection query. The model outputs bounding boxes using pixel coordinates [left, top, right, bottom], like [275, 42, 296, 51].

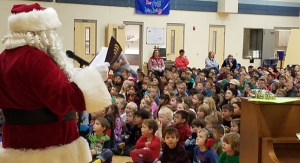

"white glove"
[95, 62, 110, 80]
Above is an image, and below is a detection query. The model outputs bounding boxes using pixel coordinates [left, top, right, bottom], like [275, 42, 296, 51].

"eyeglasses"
[174, 116, 182, 119]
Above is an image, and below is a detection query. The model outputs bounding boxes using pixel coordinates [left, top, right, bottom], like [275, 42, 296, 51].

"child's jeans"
[130, 148, 157, 163]
[94, 149, 113, 163]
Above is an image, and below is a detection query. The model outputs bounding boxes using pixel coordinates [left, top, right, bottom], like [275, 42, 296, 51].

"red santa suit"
[0, 3, 111, 163]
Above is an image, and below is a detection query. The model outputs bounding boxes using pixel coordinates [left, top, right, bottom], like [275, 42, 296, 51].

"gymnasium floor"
[0, 136, 133, 163]
[112, 156, 133, 163]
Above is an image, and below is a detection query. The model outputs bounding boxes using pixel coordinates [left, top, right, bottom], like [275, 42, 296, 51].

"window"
[243, 28, 263, 59]
[85, 27, 90, 54]
[171, 30, 175, 54]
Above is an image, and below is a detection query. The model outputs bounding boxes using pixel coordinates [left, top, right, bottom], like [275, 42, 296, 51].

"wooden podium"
[240, 98, 300, 163]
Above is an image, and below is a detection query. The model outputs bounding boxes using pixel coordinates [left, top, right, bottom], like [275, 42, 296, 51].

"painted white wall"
[125, 25, 139, 54]
[125, 25, 139, 41]
[0, 1, 299, 69]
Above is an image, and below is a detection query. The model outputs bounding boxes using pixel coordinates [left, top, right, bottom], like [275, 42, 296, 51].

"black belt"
[2, 108, 76, 125]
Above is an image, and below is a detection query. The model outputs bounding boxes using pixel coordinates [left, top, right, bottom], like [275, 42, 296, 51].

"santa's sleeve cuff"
[73, 66, 111, 113]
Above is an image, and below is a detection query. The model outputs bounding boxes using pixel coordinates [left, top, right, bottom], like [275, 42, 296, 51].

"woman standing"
[148, 49, 165, 76]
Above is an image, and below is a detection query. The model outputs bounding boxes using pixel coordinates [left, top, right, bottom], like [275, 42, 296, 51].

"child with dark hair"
[107, 104, 122, 144]
[88, 117, 113, 163]
[114, 75, 124, 87]
[221, 104, 234, 128]
[157, 94, 170, 113]
[127, 85, 141, 108]
[232, 102, 241, 119]
[189, 88, 199, 97]
[222, 88, 238, 106]
[212, 124, 224, 155]
[130, 119, 160, 163]
[137, 72, 145, 90]
[159, 127, 190, 163]
[92, 107, 115, 148]
[169, 96, 183, 112]
[173, 110, 192, 145]
[185, 118, 206, 162]
[230, 118, 240, 133]
[110, 85, 121, 103]
[139, 82, 148, 98]
[114, 109, 149, 156]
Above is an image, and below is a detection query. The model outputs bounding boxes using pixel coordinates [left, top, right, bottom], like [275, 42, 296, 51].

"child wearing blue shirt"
[193, 128, 218, 163]
[185, 119, 206, 162]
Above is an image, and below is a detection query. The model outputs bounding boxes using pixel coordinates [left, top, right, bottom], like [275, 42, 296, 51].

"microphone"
[66, 50, 90, 67]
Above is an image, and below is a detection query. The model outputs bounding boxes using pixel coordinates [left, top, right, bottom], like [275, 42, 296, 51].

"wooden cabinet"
[240, 98, 300, 163]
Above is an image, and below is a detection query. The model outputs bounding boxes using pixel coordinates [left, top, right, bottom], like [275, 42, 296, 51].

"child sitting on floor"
[158, 127, 190, 163]
[218, 132, 240, 163]
[194, 128, 218, 163]
[88, 117, 113, 163]
[130, 119, 161, 163]
[114, 109, 150, 156]
[173, 110, 192, 145]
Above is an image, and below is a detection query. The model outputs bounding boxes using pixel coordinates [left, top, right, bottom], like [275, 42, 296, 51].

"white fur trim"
[0, 137, 91, 163]
[8, 7, 61, 32]
[73, 66, 112, 113]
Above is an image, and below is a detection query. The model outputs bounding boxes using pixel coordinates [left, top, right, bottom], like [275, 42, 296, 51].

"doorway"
[166, 24, 185, 61]
[208, 25, 225, 65]
[123, 21, 143, 71]
[74, 19, 97, 67]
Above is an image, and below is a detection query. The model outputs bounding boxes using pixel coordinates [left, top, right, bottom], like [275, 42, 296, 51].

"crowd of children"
[3, 51, 300, 163]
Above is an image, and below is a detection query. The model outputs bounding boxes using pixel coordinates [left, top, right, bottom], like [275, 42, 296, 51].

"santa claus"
[0, 3, 111, 163]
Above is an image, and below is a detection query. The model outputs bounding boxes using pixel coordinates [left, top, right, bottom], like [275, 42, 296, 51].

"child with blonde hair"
[192, 94, 204, 112]
[218, 132, 240, 163]
[197, 104, 211, 120]
[204, 115, 219, 130]
[177, 82, 188, 97]
[193, 128, 218, 163]
[115, 98, 127, 116]
[203, 97, 216, 112]
[140, 98, 151, 110]
[210, 110, 223, 125]
[120, 80, 133, 99]
[156, 106, 173, 141]
[120, 102, 138, 123]
[143, 94, 158, 118]
[177, 103, 189, 111]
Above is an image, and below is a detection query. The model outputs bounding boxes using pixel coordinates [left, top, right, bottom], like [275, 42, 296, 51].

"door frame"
[74, 19, 97, 54]
[208, 25, 226, 62]
[123, 21, 144, 68]
[166, 23, 185, 50]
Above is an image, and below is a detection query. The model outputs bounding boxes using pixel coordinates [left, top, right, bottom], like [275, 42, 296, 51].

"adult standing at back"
[205, 51, 219, 74]
[148, 49, 165, 76]
[175, 49, 189, 70]
[222, 54, 239, 72]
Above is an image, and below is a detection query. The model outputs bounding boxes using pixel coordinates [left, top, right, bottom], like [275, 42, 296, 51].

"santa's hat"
[8, 3, 61, 32]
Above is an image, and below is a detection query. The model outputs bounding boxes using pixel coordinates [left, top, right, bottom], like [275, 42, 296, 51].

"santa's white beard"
[2, 30, 74, 80]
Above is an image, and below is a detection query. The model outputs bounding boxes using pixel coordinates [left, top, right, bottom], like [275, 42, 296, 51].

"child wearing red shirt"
[130, 119, 161, 162]
[174, 110, 192, 145]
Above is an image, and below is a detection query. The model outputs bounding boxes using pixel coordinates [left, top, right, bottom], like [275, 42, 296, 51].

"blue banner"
[135, 0, 170, 15]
